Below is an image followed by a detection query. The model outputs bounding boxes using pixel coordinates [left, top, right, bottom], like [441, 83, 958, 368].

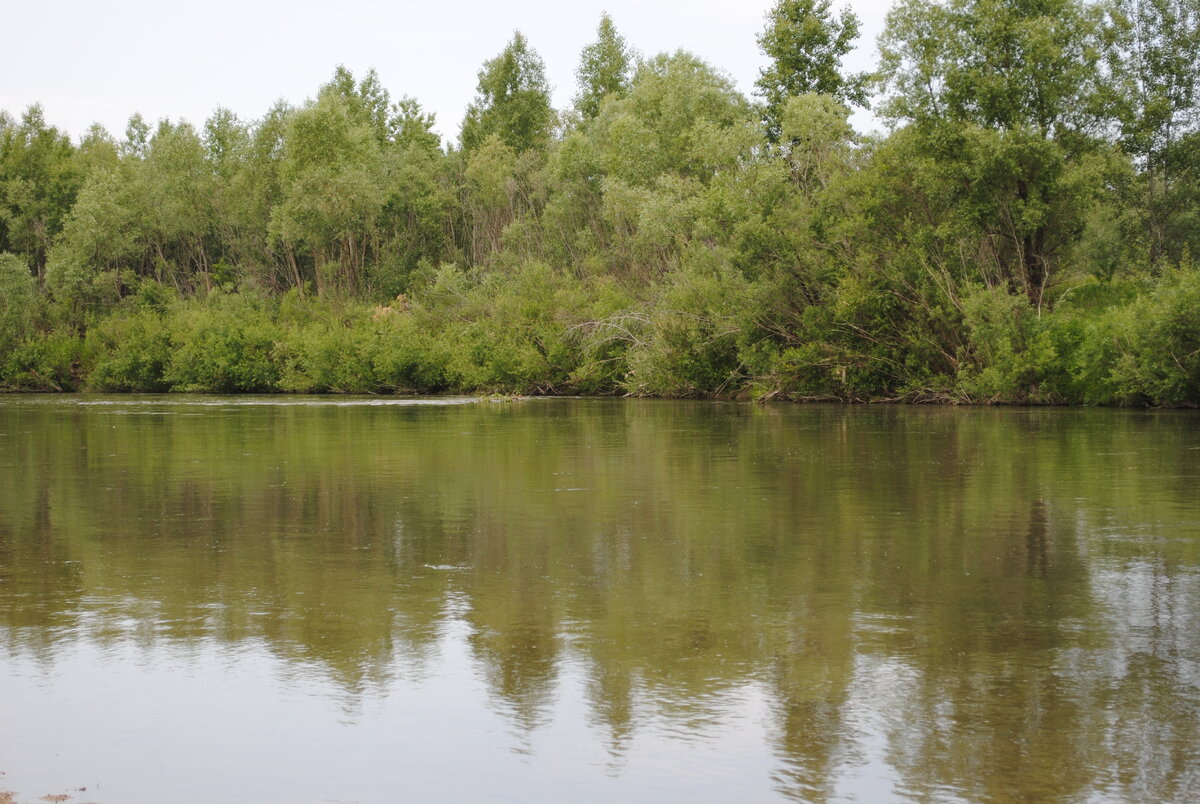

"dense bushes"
[4, 261, 1197, 405]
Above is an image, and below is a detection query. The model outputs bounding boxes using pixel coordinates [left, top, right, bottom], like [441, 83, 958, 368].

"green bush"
[623, 260, 750, 397]
[2, 332, 86, 391]
[1105, 267, 1200, 406]
[957, 284, 1068, 403]
[163, 295, 282, 393]
[87, 310, 174, 392]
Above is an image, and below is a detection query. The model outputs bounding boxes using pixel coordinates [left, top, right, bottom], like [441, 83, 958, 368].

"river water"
[0, 396, 1197, 802]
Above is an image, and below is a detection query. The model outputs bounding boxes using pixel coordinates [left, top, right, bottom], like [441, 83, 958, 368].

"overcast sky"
[1, 0, 894, 144]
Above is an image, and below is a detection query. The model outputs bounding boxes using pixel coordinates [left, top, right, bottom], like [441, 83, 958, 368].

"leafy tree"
[1105, 0, 1200, 263]
[575, 14, 635, 120]
[0, 252, 37, 356]
[77, 124, 120, 177]
[135, 121, 218, 287]
[755, 0, 869, 141]
[593, 51, 753, 185]
[463, 135, 519, 262]
[271, 90, 384, 294]
[322, 65, 393, 146]
[388, 97, 442, 152]
[461, 32, 554, 153]
[880, 0, 1108, 132]
[45, 166, 139, 315]
[878, 0, 1111, 306]
[203, 107, 250, 181]
[0, 105, 82, 277]
[222, 101, 294, 290]
[121, 113, 150, 159]
[373, 97, 454, 295]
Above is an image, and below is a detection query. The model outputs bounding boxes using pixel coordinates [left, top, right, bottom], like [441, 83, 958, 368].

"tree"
[136, 120, 218, 287]
[584, 52, 756, 276]
[575, 14, 634, 120]
[322, 65, 392, 146]
[0, 252, 36, 356]
[45, 166, 139, 313]
[1105, 0, 1200, 263]
[203, 107, 249, 181]
[878, 0, 1111, 306]
[121, 113, 150, 159]
[376, 98, 455, 294]
[461, 32, 554, 153]
[755, 0, 869, 141]
[388, 97, 442, 152]
[593, 51, 753, 185]
[881, 0, 1106, 134]
[77, 124, 120, 177]
[270, 90, 385, 294]
[0, 105, 82, 277]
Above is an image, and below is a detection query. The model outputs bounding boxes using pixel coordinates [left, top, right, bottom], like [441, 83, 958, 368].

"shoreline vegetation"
[2, 1, 1200, 406]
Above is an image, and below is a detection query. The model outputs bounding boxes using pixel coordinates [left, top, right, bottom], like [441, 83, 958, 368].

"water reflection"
[1, 398, 1198, 802]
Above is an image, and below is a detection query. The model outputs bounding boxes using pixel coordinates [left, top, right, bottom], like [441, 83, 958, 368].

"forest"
[1, 0, 1199, 404]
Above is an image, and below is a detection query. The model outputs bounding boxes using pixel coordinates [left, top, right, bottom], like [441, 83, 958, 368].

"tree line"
[2, 0, 1199, 404]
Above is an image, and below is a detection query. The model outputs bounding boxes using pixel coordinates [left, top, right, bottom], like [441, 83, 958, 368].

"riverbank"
[3, 264, 1199, 406]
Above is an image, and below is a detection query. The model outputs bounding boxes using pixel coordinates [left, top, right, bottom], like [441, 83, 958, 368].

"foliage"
[0, 105, 82, 275]
[0, 252, 36, 357]
[755, 0, 869, 141]
[4, 5, 1200, 405]
[575, 14, 635, 120]
[461, 32, 554, 154]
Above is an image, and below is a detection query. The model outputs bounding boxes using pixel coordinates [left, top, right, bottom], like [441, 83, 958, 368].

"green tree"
[388, 97, 441, 152]
[592, 51, 753, 185]
[878, 0, 1111, 306]
[121, 113, 150, 159]
[542, 51, 756, 278]
[375, 97, 455, 294]
[0, 252, 37, 357]
[461, 32, 554, 153]
[45, 166, 139, 315]
[135, 120, 218, 288]
[270, 89, 385, 294]
[575, 13, 635, 120]
[1105, 0, 1200, 263]
[0, 105, 82, 277]
[755, 0, 869, 141]
[463, 134, 519, 262]
[322, 65, 393, 146]
[77, 124, 120, 177]
[225, 101, 294, 289]
[203, 107, 250, 181]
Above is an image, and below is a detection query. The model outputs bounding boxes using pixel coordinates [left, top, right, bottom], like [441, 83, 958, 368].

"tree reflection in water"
[1, 398, 1198, 801]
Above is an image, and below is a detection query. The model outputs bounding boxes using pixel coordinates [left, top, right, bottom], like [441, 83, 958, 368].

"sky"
[1, 0, 894, 144]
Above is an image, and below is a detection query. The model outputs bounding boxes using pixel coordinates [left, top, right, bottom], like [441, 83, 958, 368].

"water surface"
[1, 396, 1198, 802]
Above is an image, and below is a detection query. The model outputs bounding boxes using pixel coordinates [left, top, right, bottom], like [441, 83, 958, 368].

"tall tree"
[0, 251, 37, 357]
[270, 90, 384, 294]
[322, 65, 393, 146]
[575, 13, 634, 120]
[136, 120, 218, 287]
[755, 0, 869, 141]
[460, 32, 554, 153]
[1105, 0, 1200, 263]
[0, 105, 81, 277]
[878, 0, 1110, 306]
[121, 113, 150, 159]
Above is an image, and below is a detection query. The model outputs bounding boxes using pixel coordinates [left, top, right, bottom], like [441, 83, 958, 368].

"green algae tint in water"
[1, 396, 1199, 803]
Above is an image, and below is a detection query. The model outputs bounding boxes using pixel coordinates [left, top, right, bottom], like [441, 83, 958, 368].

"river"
[1, 396, 1198, 802]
